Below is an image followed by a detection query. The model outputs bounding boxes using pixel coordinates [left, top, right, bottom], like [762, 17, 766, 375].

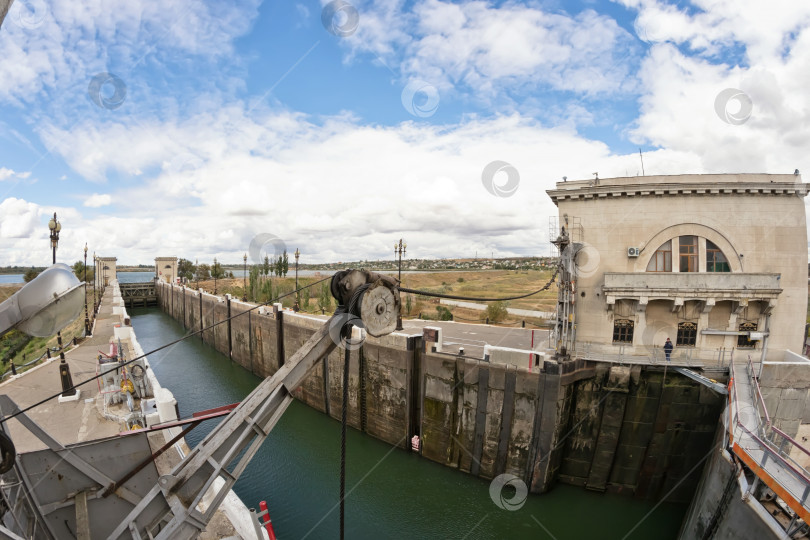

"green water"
[130, 307, 688, 539]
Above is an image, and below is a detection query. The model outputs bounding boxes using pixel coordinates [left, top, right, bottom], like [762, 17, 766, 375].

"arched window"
[706, 241, 730, 272]
[646, 236, 734, 273]
[676, 322, 697, 347]
[646, 240, 672, 272]
[612, 319, 634, 343]
[738, 322, 757, 348]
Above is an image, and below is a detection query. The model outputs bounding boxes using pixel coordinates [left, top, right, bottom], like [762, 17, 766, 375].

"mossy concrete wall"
[157, 282, 724, 501]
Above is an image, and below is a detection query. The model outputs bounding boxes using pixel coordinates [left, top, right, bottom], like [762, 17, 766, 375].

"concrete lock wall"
[679, 422, 785, 540]
[156, 282, 724, 502]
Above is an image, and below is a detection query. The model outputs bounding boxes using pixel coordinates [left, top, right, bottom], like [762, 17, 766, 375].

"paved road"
[302, 312, 552, 359]
[401, 319, 552, 358]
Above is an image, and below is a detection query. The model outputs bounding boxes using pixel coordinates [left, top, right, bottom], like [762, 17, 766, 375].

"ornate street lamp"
[394, 238, 407, 282]
[213, 257, 218, 295]
[83, 244, 90, 336]
[294, 248, 300, 312]
[47, 212, 75, 397]
[48, 212, 61, 264]
[243, 253, 247, 301]
[92, 252, 97, 315]
[394, 238, 406, 330]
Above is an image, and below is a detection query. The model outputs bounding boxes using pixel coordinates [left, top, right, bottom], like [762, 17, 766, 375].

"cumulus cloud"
[0, 197, 41, 238]
[0, 0, 260, 106]
[626, 1, 810, 174]
[83, 193, 111, 207]
[334, 0, 640, 101]
[33, 104, 705, 264]
[0, 167, 31, 181]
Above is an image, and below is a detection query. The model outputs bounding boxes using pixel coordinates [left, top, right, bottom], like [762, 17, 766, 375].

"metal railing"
[728, 359, 810, 523]
[576, 341, 736, 368]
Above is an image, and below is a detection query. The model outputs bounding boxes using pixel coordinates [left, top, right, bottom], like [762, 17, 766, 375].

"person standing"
[664, 338, 674, 362]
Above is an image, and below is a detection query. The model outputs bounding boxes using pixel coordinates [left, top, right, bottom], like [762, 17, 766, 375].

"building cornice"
[547, 182, 809, 205]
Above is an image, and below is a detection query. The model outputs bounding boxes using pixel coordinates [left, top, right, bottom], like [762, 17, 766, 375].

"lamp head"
[0, 264, 84, 338]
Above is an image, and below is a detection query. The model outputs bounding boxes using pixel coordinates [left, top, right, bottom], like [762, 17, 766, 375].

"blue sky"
[1, 0, 809, 265]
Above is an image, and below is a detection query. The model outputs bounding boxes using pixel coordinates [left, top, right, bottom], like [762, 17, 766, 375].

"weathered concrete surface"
[679, 424, 784, 540]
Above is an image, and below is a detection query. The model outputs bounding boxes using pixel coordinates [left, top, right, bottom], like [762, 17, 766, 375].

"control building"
[546, 173, 808, 364]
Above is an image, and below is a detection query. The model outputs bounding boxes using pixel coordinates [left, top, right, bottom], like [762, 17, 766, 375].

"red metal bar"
[118, 404, 238, 436]
[193, 402, 239, 418]
[772, 425, 810, 459]
[259, 500, 277, 540]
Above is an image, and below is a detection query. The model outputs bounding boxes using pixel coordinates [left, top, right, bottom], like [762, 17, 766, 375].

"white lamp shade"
[0, 264, 85, 337]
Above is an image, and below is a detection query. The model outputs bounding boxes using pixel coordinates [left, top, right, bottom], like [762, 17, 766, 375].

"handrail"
[772, 425, 810, 460]
[738, 423, 810, 484]
[727, 357, 810, 520]
[748, 356, 771, 428]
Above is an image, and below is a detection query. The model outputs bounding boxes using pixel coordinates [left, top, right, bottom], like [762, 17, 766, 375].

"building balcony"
[602, 272, 782, 303]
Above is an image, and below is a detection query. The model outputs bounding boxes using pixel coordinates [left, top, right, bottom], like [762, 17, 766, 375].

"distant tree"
[436, 306, 453, 321]
[70, 260, 94, 283]
[228, 271, 234, 278]
[23, 268, 39, 283]
[195, 264, 211, 282]
[248, 265, 260, 301]
[301, 286, 310, 310]
[275, 256, 283, 277]
[263, 255, 270, 283]
[318, 282, 332, 312]
[486, 301, 509, 323]
[405, 294, 413, 315]
[177, 258, 195, 281]
[282, 250, 289, 276]
[211, 259, 224, 280]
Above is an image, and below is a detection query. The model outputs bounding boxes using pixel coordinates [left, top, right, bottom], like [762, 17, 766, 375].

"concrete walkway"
[0, 286, 126, 452]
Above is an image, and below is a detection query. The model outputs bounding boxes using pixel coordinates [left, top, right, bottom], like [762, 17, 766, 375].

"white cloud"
[0, 0, 260, 105]
[0, 197, 41, 238]
[337, 0, 639, 100]
[626, 2, 810, 175]
[32, 105, 706, 264]
[83, 193, 111, 207]
[0, 167, 32, 181]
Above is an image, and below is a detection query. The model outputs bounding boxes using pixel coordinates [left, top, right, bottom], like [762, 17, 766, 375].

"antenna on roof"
[639, 148, 645, 176]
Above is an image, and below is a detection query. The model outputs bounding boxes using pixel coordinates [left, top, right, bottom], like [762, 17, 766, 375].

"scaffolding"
[549, 215, 582, 360]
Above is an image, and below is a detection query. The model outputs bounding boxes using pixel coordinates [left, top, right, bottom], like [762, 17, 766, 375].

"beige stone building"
[95, 256, 117, 288]
[155, 257, 178, 284]
[546, 173, 809, 363]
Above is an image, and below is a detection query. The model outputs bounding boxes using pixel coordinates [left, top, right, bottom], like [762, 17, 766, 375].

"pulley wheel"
[359, 283, 398, 337]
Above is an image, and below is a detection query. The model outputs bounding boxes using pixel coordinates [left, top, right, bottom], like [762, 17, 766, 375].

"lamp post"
[92, 252, 97, 315]
[394, 238, 406, 282]
[48, 212, 61, 264]
[243, 253, 247, 301]
[83, 244, 90, 336]
[213, 257, 218, 295]
[294, 248, 300, 312]
[47, 212, 75, 397]
[394, 238, 406, 330]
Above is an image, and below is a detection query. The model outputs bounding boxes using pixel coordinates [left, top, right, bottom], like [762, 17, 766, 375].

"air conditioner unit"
[627, 247, 640, 257]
